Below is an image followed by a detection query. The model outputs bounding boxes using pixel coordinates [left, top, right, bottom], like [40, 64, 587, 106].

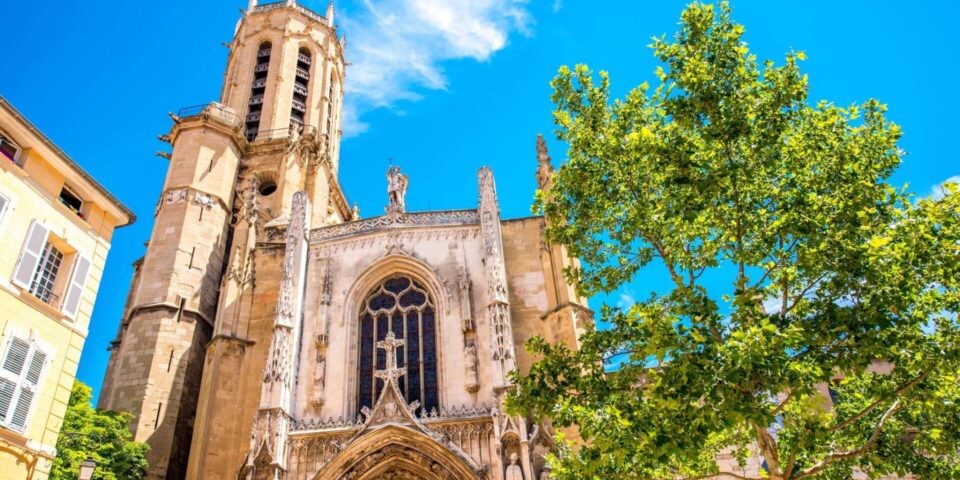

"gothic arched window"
[358, 275, 438, 415]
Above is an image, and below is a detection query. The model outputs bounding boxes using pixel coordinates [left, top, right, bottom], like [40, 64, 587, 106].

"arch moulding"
[312, 425, 483, 480]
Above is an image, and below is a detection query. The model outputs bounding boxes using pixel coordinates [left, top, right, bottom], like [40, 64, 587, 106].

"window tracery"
[358, 275, 438, 415]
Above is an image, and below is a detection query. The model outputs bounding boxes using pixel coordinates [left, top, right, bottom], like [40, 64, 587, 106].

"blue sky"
[1, 0, 957, 404]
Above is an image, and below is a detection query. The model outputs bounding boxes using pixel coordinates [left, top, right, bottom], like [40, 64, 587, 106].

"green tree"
[51, 381, 148, 480]
[511, 3, 960, 479]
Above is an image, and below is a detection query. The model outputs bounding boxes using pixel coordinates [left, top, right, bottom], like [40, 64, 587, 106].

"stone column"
[478, 167, 519, 389]
[246, 191, 311, 480]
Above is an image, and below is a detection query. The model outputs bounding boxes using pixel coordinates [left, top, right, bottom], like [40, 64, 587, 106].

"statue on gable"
[386, 165, 409, 214]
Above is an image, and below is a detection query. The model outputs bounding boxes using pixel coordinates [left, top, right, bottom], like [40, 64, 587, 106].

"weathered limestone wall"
[500, 217, 552, 375]
[99, 307, 211, 479]
[187, 245, 284, 480]
[99, 121, 242, 479]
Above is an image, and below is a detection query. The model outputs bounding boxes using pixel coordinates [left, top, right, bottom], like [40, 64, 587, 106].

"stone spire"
[535, 134, 555, 190]
[325, 1, 335, 26]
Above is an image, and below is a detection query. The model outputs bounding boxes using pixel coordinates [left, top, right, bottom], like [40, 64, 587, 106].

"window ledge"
[2, 282, 87, 337]
[0, 426, 56, 459]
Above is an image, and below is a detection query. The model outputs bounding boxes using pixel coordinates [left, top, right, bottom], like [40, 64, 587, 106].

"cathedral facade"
[98, 2, 592, 479]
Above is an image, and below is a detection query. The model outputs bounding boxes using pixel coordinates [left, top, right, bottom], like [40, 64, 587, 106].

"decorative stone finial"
[326, 1, 335, 26]
[386, 165, 409, 215]
[535, 134, 554, 190]
[247, 0, 257, 10]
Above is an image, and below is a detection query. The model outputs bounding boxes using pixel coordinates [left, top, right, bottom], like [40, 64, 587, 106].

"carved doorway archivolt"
[313, 425, 480, 480]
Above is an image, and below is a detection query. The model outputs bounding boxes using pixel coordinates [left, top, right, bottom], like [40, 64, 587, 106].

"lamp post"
[78, 456, 97, 480]
[59, 431, 101, 480]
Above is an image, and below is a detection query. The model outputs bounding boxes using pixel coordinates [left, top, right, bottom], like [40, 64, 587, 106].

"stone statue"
[386, 165, 409, 214]
[464, 344, 479, 392]
[539, 466, 551, 480]
[506, 453, 524, 480]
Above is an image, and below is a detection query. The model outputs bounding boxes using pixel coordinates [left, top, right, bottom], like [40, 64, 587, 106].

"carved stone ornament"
[310, 210, 480, 242]
[535, 134, 555, 191]
[464, 344, 479, 393]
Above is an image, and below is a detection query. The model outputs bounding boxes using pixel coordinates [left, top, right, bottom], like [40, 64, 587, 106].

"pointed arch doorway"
[312, 425, 483, 480]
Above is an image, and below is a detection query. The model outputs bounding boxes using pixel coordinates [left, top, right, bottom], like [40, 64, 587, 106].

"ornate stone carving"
[459, 266, 474, 332]
[165, 188, 189, 204]
[247, 192, 312, 479]
[478, 167, 518, 388]
[535, 134, 555, 191]
[310, 210, 480, 242]
[193, 191, 215, 209]
[262, 327, 293, 384]
[312, 356, 326, 407]
[386, 165, 409, 214]
[464, 344, 479, 393]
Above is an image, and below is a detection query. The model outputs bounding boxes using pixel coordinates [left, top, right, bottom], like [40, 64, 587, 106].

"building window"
[0, 133, 20, 166]
[290, 48, 311, 128]
[358, 275, 439, 416]
[58, 186, 84, 218]
[0, 336, 46, 432]
[11, 221, 91, 319]
[0, 191, 10, 226]
[245, 41, 272, 142]
[30, 243, 64, 306]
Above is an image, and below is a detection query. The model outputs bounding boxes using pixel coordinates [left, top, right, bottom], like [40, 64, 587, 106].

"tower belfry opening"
[246, 41, 272, 141]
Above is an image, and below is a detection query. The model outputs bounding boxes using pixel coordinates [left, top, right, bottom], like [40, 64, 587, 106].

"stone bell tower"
[98, 1, 349, 478]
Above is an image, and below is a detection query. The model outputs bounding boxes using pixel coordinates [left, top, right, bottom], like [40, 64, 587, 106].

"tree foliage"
[50, 381, 148, 480]
[511, 3, 960, 479]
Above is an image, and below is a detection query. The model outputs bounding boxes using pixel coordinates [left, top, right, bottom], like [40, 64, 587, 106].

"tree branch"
[752, 421, 783, 479]
[794, 397, 902, 480]
[827, 366, 932, 434]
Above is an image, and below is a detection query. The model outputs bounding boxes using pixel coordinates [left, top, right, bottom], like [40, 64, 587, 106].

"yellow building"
[0, 96, 134, 478]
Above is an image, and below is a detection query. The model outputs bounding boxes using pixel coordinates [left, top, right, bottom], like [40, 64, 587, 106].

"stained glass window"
[357, 275, 438, 415]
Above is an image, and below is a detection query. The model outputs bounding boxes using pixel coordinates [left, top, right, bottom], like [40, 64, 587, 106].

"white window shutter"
[1, 337, 30, 377]
[62, 255, 91, 319]
[9, 387, 33, 431]
[12, 221, 49, 289]
[0, 379, 14, 424]
[9, 348, 44, 431]
[0, 193, 9, 224]
[24, 349, 45, 387]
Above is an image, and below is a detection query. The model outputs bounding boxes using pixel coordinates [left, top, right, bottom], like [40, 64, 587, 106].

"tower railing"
[176, 103, 242, 128]
[246, 124, 320, 143]
[250, 1, 328, 24]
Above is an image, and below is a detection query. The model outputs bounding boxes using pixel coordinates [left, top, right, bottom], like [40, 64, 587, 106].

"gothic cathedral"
[98, 2, 592, 479]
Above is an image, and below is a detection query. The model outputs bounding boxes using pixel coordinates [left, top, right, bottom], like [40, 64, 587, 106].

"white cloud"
[339, 0, 532, 136]
[552, 0, 563, 12]
[930, 175, 960, 200]
[616, 291, 636, 310]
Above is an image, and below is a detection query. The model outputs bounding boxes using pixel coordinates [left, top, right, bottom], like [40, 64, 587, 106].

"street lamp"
[78, 456, 96, 480]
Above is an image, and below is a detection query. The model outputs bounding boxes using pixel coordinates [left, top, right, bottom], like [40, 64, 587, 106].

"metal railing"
[250, 2, 328, 25]
[245, 124, 319, 143]
[176, 103, 242, 127]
